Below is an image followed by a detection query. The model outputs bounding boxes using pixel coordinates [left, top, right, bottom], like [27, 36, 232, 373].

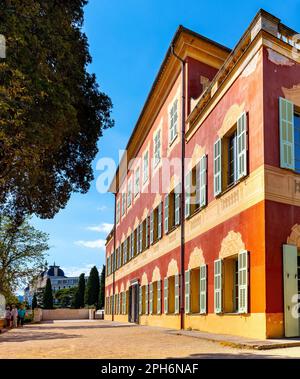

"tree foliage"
[0, 0, 113, 219]
[85, 266, 99, 307]
[55, 287, 77, 308]
[73, 273, 85, 308]
[0, 216, 49, 298]
[32, 293, 37, 309]
[98, 265, 105, 309]
[43, 277, 53, 309]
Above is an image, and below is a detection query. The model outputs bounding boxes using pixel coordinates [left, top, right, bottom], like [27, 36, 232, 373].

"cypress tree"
[43, 278, 53, 309]
[32, 293, 38, 309]
[98, 265, 106, 309]
[85, 266, 100, 307]
[73, 273, 85, 308]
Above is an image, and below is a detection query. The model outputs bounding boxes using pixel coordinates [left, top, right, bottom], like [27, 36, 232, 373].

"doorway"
[129, 283, 139, 323]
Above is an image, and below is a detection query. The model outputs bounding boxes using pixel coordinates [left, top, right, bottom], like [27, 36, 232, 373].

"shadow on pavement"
[23, 324, 137, 331]
[0, 331, 79, 343]
[168, 352, 290, 359]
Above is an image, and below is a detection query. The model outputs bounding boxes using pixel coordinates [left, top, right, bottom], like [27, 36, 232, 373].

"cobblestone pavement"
[0, 320, 300, 359]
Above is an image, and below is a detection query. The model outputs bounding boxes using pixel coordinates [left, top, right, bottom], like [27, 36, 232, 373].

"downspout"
[112, 193, 117, 322]
[171, 44, 186, 331]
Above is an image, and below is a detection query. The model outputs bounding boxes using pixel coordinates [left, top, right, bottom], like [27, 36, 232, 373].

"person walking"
[11, 305, 18, 328]
[5, 306, 11, 328]
[18, 305, 26, 327]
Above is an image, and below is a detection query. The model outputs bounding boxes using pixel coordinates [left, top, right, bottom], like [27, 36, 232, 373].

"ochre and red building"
[105, 9, 300, 339]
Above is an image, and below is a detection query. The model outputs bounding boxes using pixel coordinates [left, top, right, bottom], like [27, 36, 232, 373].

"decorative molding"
[167, 259, 179, 277]
[217, 103, 245, 138]
[152, 266, 161, 282]
[188, 247, 205, 270]
[287, 224, 300, 247]
[219, 231, 246, 259]
[187, 144, 206, 171]
[141, 272, 148, 286]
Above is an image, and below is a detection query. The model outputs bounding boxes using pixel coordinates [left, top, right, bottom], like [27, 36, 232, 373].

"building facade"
[24, 263, 88, 306]
[104, 9, 300, 339]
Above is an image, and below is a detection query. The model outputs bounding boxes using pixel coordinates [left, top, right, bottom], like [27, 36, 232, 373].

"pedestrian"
[5, 306, 11, 328]
[18, 305, 26, 327]
[11, 304, 18, 328]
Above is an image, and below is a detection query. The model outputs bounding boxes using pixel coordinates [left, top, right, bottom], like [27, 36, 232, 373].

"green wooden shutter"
[145, 216, 149, 248]
[164, 278, 168, 314]
[185, 270, 191, 314]
[149, 283, 153, 315]
[175, 187, 180, 226]
[145, 284, 149, 315]
[237, 112, 248, 179]
[158, 202, 162, 239]
[139, 223, 143, 253]
[279, 97, 295, 170]
[136, 227, 140, 254]
[185, 172, 191, 219]
[175, 274, 180, 314]
[164, 195, 169, 234]
[200, 155, 207, 207]
[139, 286, 142, 315]
[150, 210, 154, 244]
[283, 244, 299, 337]
[238, 250, 248, 314]
[214, 139, 222, 196]
[200, 264, 207, 314]
[214, 259, 223, 314]
[157, 280, 161, 315]
[195, 163, 200, 206]
[122, 292, 125, 314]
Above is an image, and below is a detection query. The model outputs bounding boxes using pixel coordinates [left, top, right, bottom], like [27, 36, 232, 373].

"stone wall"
[33, 308, 90, 321]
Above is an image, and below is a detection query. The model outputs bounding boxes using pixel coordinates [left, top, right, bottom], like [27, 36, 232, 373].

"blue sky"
[30, 0, 300, 281]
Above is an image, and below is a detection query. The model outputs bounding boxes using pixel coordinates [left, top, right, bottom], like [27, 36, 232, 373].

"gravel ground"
[0, 320, 300, 359]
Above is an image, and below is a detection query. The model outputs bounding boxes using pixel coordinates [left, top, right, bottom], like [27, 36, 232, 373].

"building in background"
[24, 263, 88, 306]
[105, 9, 300, 339]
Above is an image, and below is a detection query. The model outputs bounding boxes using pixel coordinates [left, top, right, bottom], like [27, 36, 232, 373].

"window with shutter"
[238, 250, 248, 314]
[214, 259, 223, 314]
[164, 278, 168, 314]
[158, 202, 162, 239]
[136, 226, 140, 254]
[164, 195, 169, 234]
[214, 139, 222, 196]
[200, 264, 207, 314]
[175, 186, 180, 226]
[150, 210, 154, 245]
[139, 286, 142, 315]
[185, 271, 191, 314]
[237, 112, 248, 179]
[199, 155, 207, 207]
[145, 216, 149, 248]
[123, 239, 127, 264]
[157, 280, 161, 315]
[279, 97, 295, 170]
[145, 284, 149, 315]
[169, 99, 178, 144]
[185, 172, 191, 219]
[175, 275, 180, 314]
[139, 222, 143, 253]
[149, 283, 153, 314]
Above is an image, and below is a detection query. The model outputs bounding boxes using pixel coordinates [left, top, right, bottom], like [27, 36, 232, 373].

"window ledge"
[216, 174, 249, 199]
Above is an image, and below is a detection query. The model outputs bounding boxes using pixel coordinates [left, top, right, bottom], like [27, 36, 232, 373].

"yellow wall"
[140, 314, 181, 329]
[184, 313, 267, 339]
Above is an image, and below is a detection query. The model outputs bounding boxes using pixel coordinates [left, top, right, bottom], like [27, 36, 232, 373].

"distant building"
[24, 263, 88, 306]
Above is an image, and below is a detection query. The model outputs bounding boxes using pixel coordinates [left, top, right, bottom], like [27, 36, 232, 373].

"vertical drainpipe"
[171, 45, 186, 330]
[112, 192, 117, 322]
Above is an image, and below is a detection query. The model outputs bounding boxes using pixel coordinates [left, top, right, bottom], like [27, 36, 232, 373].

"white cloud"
[74, 239, 106, 249]
[86, 223, 113, 234]
[97, 206, 108, 212]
